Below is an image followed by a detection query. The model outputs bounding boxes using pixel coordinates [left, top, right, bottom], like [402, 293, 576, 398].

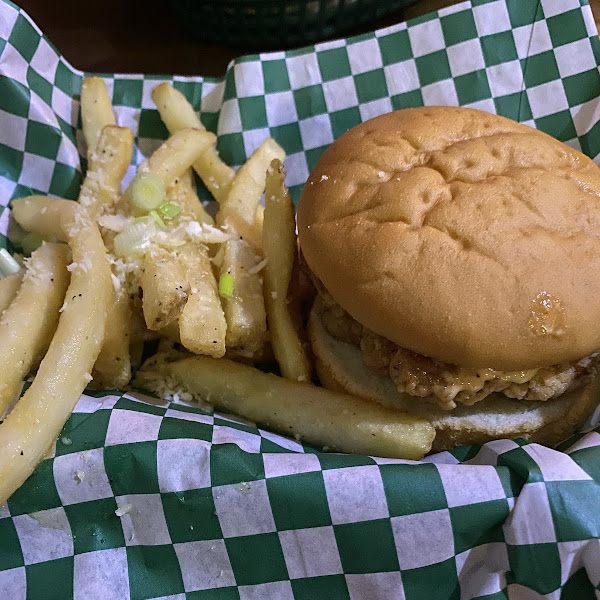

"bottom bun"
[308, 305, 600, 452]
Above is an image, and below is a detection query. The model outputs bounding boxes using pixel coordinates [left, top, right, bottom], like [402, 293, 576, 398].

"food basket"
[3, 0, 600, 598]
[169, 0, 418, 48]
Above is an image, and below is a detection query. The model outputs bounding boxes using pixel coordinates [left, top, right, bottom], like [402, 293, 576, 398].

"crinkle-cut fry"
[0, 201, 113, 504]
[264, 159, 312, 383]
[78, 125, 134, 219]
[0, 243, 70, 415]
[141, 248, 189, 330]
[166, 169, 213, 223]
[217, 137, 285, 253]
[151, 83, 234, 201]
[11, 196, 72, 241]
[221, 237, 267, 355]
[81, 76, 116, 160]
[136, 128, 217, 189]
[0, 272, 23, 315]
[179, 243, 227, 357]
[92, 290, 132, 389]
[136, 354, 436, 460]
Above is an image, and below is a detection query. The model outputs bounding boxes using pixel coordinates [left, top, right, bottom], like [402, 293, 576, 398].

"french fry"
[220, 237, 267, 355]
[0, 201, 113, 504]
[152, 82, 203, 132]
[217, 138, 285, 253]
[129, 298, 149, 372]
[163, 168, 226, 356]
[11, 195, 71, 240]
[78, 122, 134, 387]
[152, 83, 235, 201]
[78, 125, 134, 219]
[0, 243, 70, 415]
[0, 271, 23, 315]
[136, 354, 436, 460]
[264, 159, 311, 383]
[13, 190, 134, 390]
[137, 128, 217, 189]
[92, 291, 132, 389]
[166, 169, 213, 224]
[254, 203, 264, 235]
[135, 130, 216, 334]
[141, 248, 189, 330]
[81, 76, 116, 160]
[178, 243, 227, 357]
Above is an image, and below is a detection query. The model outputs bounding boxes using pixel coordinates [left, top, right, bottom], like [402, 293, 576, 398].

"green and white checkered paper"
[2, 0, 600, 598]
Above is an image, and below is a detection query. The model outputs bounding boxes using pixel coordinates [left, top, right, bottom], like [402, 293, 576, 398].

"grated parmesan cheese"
[248, 258, 268, 275]
[184, 220, 231, 244]
[111, 273, 121, 292]
[98, 214, 128, 232]
[67, 256, 91, 273]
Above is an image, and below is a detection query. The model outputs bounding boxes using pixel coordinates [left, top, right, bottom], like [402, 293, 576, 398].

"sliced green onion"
[128, 172, 166, 211]
[0, 248, 22, 277]
[157, 201, 182, 219]
[219, 272, 234, 299]
[149, 209, 166, 229]
[113, 221, 153, 257]
[21, 232, 45, 256]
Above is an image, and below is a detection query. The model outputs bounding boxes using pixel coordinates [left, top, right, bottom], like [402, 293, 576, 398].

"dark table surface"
[16, 0, 600, 77]
[16, 0, 468, 76]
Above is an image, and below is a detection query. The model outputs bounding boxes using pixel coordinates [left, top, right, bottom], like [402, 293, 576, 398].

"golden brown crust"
[308, 303, 600, 451]
[298, 106, 600, 370]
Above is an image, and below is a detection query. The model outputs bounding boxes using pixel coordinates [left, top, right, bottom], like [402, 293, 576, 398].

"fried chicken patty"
[316, 288, 600, 411]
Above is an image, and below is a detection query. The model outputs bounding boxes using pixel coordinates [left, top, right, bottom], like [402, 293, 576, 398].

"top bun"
[297, 106, 600, 370]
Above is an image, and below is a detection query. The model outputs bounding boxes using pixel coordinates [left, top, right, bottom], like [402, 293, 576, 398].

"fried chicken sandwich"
[297, 106, 600, 451]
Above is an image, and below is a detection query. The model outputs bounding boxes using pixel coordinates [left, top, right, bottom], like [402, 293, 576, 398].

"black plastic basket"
[170, 0, 418, 49]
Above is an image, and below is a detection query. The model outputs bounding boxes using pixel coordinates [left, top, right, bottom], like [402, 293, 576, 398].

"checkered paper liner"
[2, 0, 600, 598]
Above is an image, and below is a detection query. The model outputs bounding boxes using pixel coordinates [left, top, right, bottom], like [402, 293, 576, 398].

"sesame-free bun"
[308, 304, 600, 451]
[297, 107, 600, 370]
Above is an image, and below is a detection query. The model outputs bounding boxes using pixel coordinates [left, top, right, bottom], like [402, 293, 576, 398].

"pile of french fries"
[0, 78, 435, 504]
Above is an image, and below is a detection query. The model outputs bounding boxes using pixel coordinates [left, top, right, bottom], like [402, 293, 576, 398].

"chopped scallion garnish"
[149, 209, 166, 229]
[219, 272, 234, 298]
[113, 221, 152, 257]
[157, 201, 182, 219]
[0, 248, 22, 277]
[128, 172, 166, 211]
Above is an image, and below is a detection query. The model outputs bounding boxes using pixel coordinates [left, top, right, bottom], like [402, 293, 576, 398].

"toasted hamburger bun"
[308, 304, 600, 452]
[298, 106, 600, 371]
